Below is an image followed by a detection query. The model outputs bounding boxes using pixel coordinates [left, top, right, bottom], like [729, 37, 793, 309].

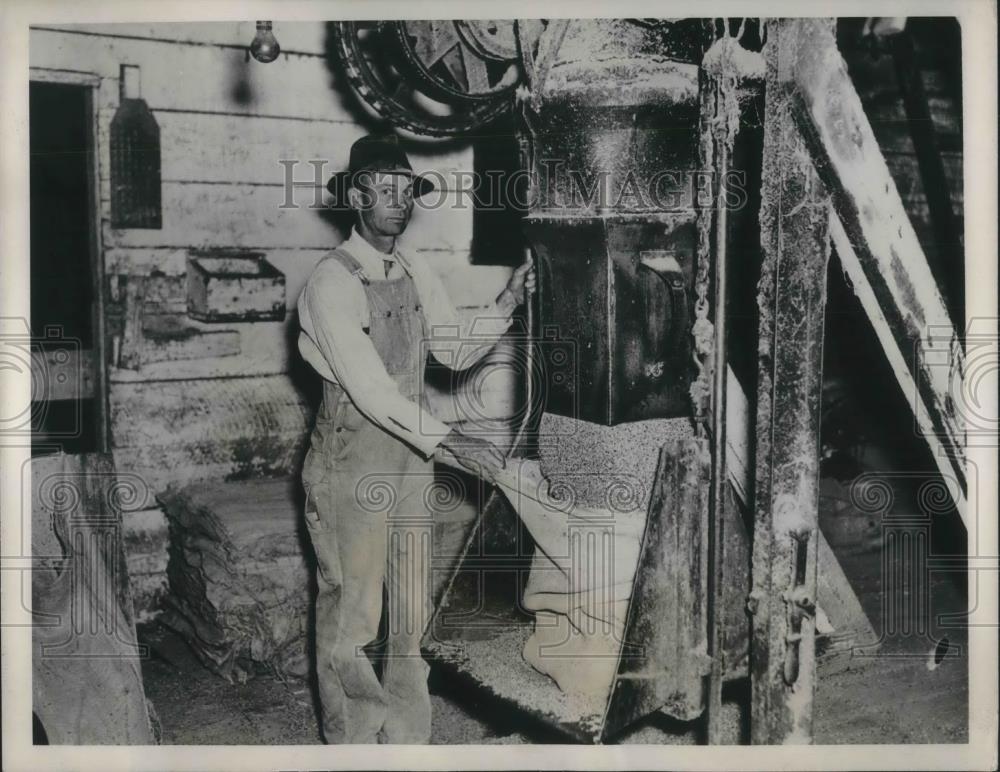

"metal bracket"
[639, 251, 689, 357]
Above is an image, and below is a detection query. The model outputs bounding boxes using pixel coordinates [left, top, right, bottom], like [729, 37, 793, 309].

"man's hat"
[326, 133, 436, 209]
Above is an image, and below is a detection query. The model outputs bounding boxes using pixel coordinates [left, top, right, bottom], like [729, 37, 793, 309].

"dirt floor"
[138, 530, 967, 746]
[139, 622, 745, 745]
[811, 547, 968, 744]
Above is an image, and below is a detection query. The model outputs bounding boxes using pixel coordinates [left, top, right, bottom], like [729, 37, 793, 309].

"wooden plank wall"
[29, 22, 518, 615]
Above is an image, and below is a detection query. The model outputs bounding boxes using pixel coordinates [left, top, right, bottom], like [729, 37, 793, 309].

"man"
[297, 134, 535, 744]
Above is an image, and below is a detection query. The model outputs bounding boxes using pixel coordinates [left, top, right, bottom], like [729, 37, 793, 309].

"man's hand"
[435, 428, 505, 484]
[501, 257, 537, 308]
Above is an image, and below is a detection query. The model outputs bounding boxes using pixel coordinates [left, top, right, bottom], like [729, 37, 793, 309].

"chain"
[690, 72, 717, 435]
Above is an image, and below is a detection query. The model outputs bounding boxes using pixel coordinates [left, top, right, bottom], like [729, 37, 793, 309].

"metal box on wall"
[186, 251, 286, 323]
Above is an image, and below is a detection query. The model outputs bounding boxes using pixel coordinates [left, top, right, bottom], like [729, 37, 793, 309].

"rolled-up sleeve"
[408, 258, 515, 371]
[297, 260, 452, 457]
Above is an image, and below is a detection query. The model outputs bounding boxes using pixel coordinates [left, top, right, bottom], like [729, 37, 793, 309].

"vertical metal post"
[704, 81, 730, 744]
[749, 19, 833, 744]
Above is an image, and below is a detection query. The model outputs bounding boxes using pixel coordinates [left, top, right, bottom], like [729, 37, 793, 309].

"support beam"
[750, 18, 833, 745]
[891, 31, 964, 322]
[829, 215, 967, 518]
[777, 18, 966, 513]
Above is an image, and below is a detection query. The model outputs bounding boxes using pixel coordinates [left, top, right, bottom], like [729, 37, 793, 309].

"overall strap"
[322, 246, 375, 333]
[325, 247, 370, 285]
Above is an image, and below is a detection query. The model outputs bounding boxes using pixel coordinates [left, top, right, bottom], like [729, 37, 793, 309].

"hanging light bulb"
[249, 21, 280, 63]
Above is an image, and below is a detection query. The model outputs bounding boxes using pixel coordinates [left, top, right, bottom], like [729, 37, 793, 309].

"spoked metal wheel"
[330, 20, 544, 138]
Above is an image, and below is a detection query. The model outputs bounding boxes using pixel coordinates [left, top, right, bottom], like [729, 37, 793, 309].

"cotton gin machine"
[414, 18, 751, 742]
[329, 18, 872, 743]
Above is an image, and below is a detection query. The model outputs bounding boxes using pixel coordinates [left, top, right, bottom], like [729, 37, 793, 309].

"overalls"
[301, 248, 435, 744]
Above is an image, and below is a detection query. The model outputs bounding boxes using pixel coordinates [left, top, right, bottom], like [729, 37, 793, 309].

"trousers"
[303, 423, 435, 743]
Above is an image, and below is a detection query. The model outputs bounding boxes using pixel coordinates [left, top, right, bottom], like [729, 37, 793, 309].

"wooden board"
[105, 248, 510, 310]
[780, 19, 966, 513]
[106, 246, 328, 278]
[108, 375, 312, 508]
[101, 182, 474, 253]
[750, 19, 833, 744]
[108, 371, 514, 503]
[829, 216, 967, 521]
[140, 315, 243, 364]
[109, 319, 295, 382]
[152, 110, 473, 187]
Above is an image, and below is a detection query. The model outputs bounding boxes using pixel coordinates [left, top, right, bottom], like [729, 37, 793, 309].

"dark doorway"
[29, 80, 105, 455]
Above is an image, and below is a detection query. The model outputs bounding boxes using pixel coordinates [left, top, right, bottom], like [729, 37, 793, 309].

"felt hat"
[326, 133, 436, 208]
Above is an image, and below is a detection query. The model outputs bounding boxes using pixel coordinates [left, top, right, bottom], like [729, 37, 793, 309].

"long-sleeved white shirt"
[297, 228, 515, 457]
